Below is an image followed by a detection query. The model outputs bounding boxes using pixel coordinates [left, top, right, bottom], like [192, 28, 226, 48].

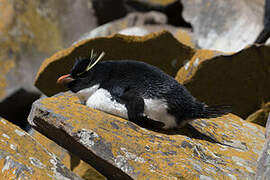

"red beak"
[57, 74, 75, 85]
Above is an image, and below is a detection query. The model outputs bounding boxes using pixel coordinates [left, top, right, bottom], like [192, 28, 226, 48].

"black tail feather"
[198, 105, 232, 119]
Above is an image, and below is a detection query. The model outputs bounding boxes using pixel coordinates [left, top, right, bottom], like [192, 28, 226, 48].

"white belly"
[144, 99, 177, 129]
[86, 88, 128, 119]
[76, 87, 177, 129]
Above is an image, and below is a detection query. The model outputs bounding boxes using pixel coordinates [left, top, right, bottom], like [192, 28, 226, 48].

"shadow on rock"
[0, 88, 40, 131]
[136, 119, 218, 144]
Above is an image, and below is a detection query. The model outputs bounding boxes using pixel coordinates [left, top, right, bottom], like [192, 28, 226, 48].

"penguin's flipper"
[120, 89, 145, 124]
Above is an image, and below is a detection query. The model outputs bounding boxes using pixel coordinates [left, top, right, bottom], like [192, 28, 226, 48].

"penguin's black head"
[57, 51, 106, 93]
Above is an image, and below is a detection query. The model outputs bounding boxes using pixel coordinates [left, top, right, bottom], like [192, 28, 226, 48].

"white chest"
[86, 88, 128, 119]
[76, 86, 177, 129]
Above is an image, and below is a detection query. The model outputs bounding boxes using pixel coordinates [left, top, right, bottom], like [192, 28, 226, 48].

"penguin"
[57, 50, 230, 129]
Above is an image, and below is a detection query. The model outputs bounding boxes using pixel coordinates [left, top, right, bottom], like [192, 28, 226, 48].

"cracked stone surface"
[0, 117, 82, 180]
[28, 92, 265, 179]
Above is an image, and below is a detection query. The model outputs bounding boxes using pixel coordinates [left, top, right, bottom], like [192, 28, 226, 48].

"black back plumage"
[68, 58, 231, 125]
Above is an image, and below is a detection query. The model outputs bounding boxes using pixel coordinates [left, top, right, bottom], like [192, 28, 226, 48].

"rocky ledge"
[0, 118, 81, 179]
[28, 92, 265, 179]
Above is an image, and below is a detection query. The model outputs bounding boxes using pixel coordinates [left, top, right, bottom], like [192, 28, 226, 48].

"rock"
[256, 138, 270, 180]
[76, 11, 168, 41]
[0, 117, 82, 179]
[266, 113, 270, 138]
[246, 102, 270, 126]
[181, 0, 265, 52]
[0, 0, 98, 129]
[35, 31, 194, 96]
[119, 26, 194, 48]
[75, 11, 194, 48]
[256, 113, 270, 179]
[31, 130, 106, 180]
[0, 0, 97, 97]
[28, 92, 265, 179]
[175, 45, 270, 119]
[0, 88, 40, 131]
[255, 0, 270, 44]
[175, 49, 223, 83]
[92, 0, 185, 26]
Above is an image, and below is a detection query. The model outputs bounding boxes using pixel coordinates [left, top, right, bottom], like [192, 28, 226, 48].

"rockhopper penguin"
[57, 50, 230, 129]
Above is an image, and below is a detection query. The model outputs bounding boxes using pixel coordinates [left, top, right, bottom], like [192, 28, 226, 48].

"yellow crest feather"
[85, 50, 105, 72]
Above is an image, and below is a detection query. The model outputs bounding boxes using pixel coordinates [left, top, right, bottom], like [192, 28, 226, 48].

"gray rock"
[76, 11, 171, 42]
[181, 0, 265, 52]
[266, 113, 270, 138]
[256, 136, 270, 179]
[256, 113, 270, 179]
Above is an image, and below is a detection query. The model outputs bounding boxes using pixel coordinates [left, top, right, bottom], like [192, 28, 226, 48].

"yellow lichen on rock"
[28, 92, 265, 179]
[18, 1, 63, 53]
[0, 0, 14, 32]
[0, 60, 15, 99]
[0, 118, 81, 179]
[0, 0, 67, 102]
[0, 0, 63, 56]
[174, 29, 195, 48]
[35, 31, 195, 96]
[32, 130, 106, 180]
[147, 0, 176, 5]
[175, 49, 222, 83]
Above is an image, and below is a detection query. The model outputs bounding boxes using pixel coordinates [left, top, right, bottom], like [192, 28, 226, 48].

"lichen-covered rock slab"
[0, 117, 82, 180]
[176, 45, 270, 119]
[28, 92, 265, 179]
[181, 0, 265, 52]
[35, 31, 194, 96]
[0, 0, 99, 129]
[0, 0, 97, 100]
[31, 130, 106, 180]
